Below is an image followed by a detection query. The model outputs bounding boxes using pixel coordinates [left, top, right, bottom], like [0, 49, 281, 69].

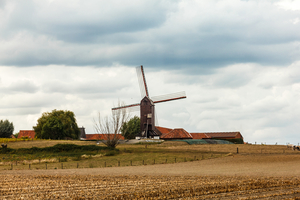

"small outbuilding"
[18, 130, 36, 139]
[85, 134, 124, 140]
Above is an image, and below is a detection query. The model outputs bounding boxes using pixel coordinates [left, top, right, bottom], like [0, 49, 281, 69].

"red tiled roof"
[18, 130, 36, 139]
[205, 132, 241, 138]
[189, 132, 242, 139]
[161, 128, 193, 139]
[156, 126, 172, 134]
[85, 134, 124, 140]
[190, 133, 211, 139]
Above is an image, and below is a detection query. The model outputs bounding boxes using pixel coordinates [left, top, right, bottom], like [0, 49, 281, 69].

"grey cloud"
[1, 1, 299, 70]
[2, 0, 173, 43]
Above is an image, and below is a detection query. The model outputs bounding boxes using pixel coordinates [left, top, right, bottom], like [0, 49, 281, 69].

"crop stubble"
[0, 174, 299, 199]
[1, 143, 300, 199]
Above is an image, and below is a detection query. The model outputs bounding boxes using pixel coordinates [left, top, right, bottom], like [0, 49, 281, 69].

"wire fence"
[0, 153, 226, 171]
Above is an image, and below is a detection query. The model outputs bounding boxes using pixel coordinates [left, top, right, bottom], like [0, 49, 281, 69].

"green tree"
[0, 119, 14, 138]
[121, 116, 140, 139]
[33, 110, 80, 140]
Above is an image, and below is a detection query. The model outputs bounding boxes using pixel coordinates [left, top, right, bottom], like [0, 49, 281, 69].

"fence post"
[237, 147, 239, 154]
[175, 158, 176, 163]
[11, 164, 13, 170]
[143, 160, 144, 165]
[16, 161, 17, 166]
[105, 161, 106, 167]
[130, 160, 132, 166]
[77, 163, 79, 168]
[154, 159, 155, 164]
[29, 164, 31, 170]
[118, 161, 120, 167]
[46, 163, 47, 169]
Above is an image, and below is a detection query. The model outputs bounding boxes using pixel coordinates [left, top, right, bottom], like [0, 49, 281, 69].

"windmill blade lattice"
[136, 65, 149, 98]
[152, 91, 186, 104]
[112, 103, 140, 111]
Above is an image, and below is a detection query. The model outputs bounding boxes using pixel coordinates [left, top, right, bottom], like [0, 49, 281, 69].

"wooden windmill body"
[112, 65, 186, 138]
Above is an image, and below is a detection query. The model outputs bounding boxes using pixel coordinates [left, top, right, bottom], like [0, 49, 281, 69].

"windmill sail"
[111, 65, 187, 138]
[112, 103, 140, 111]
[136, 65, 149, 98]
[152, 91, 186, 104]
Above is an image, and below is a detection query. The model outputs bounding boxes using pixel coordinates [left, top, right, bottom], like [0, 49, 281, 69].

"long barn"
[157, 126, 244, 143]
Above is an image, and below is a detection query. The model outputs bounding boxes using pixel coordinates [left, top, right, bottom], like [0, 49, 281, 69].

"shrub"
[105, 151, 117, 156]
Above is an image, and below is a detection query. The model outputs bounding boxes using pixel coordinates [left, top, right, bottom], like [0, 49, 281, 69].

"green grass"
[0, 144, 118, 163]
[0, 140, 231, 170]
[1, 140, 295, 171]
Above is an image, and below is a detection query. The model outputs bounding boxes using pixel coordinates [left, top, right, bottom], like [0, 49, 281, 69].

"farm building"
[159, 128, 193, 140]
[79, 127, 86, 139]
[156, 126, 244, 143]
[84, 134, 124, 140]
[18, 130, 36, 139]
[18, 127, 86, 140]
[192, 132, 243, 140]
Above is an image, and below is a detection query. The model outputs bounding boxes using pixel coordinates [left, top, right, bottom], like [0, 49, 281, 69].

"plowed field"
[1, 175, 299, 199]
[1, 153, 300, 199]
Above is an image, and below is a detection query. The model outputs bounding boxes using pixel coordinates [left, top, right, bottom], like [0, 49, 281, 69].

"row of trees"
[1, 108, 140, 148]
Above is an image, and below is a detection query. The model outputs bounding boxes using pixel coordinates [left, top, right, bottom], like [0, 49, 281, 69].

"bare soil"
[1, 153, 300, 199]
[2, 154, 300, 177]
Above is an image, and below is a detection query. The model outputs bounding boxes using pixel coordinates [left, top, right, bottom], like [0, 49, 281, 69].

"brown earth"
[2, 153, 300, 176]
[1, 153, 300, 199]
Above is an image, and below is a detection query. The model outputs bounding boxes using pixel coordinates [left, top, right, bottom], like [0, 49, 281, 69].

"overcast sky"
[1, 0, 300, 144]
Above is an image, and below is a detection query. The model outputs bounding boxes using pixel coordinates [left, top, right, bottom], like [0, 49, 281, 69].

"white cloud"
[276, 0, 300, 11]
[0, 63, 300, 144]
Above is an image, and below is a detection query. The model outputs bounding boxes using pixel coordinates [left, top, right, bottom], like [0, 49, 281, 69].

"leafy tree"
[14, 132, 19, 138]
[0, 119, 14, 138]
[121, 116, 140, 139]
[33, 110, 80, 140]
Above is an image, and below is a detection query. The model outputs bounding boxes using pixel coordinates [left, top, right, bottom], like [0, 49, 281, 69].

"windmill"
[112, 65, 186, 138]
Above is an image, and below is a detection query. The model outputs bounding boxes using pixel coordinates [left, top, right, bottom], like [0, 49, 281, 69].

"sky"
[1, 0, 300, 144]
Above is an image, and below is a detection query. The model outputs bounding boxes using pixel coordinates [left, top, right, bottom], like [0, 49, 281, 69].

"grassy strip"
[1, 143, 112, 153]
[0, 144, 118, 162]
[0, 152, 228, 170]
[0, 142, 230, 170]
